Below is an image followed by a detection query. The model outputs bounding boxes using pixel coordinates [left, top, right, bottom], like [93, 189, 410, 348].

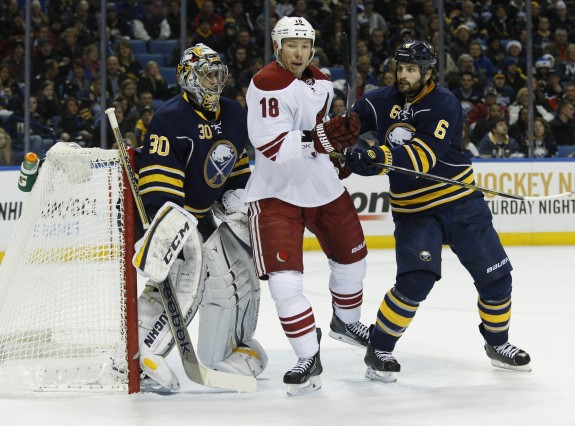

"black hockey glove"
[345, 146, 393, 176]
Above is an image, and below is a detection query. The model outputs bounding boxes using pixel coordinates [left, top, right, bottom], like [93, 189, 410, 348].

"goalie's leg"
[137, 227, 205, 391]
[197, 223, 267, 377]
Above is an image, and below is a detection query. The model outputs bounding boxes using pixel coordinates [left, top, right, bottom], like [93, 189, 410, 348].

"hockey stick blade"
[157, 277, 257, 393]
[340, 32, 352, 124]
[331, 151, 575, 201]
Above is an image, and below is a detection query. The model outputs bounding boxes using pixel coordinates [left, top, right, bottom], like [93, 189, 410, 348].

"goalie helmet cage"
[0, 143, 139, 394]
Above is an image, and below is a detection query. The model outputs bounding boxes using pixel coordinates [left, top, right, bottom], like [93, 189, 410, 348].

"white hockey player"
[134, 44, 267, 391]
[243, 17, 371, 395]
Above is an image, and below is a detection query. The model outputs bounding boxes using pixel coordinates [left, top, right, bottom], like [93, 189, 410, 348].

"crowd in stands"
[1, 0, 575, 166]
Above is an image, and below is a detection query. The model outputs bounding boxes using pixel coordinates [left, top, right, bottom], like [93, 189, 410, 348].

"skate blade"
[328, 331, 367, 348]
[286, 375, 322, 396]
[490, 359, 532, 372]
[140, 378, 177, 394]
[365, 367, 397, 383]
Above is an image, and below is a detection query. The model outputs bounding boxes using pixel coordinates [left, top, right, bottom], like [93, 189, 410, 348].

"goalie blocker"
[135, 202, 266, 390]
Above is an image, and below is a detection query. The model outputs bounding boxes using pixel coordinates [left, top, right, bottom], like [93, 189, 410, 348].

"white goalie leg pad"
[137, 229, 206, 389]
[198, 222, 267, 377]
[133, 201, 198, 283]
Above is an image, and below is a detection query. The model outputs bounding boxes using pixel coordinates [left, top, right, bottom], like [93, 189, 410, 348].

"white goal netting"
[0, 143, 134, 393]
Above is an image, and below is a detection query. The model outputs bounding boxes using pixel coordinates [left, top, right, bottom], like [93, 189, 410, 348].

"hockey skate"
[364, 342, 401, 383]
[284, 329, 323, 396]
[479, 324, 532, 371]
[328, 312, 370, 348]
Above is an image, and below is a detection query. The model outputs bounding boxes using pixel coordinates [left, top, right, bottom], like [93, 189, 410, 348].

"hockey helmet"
[394, 40, 437, 73]
[177, 44, 228, 112]
[271, 16, 315, 66]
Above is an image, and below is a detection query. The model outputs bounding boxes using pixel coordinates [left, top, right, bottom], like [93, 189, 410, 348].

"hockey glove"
[345, 145, 393, 176]
[310, 113, 361, 154]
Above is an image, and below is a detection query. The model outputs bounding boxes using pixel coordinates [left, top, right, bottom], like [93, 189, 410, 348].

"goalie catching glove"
[345, 145, 393, 176]
[306, 113, 361, 154]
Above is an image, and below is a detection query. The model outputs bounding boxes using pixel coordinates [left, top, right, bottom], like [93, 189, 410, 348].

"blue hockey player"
[346, 40, 531, 382]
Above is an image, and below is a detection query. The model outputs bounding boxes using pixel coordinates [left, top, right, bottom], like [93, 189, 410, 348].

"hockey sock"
[371, 287, 420, 352]
[478, 296, 511, 346]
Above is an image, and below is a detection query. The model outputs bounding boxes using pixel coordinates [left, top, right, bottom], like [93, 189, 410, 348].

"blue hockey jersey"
[137, 92, 251, 220]
[353, 82, 482, 217]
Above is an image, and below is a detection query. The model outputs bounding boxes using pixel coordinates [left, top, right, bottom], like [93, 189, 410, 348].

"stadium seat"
[135, 53, 166, 67]
[129, 39, 147, 54]
[557, 145, 575, 158]
[328, 66, 346, 81]
[149, 39, 179, 56]
[159, 66, 177, 87]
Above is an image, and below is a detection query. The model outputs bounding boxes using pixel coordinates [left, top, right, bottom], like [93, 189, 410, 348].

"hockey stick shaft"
[340, 32, 352, 125]
[105, 108, 256, 392]
[332, 151, 575, 201]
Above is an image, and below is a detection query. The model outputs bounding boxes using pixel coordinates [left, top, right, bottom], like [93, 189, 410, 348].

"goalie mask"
[271, 16, 316, 68]
[177, 44, 228, 112]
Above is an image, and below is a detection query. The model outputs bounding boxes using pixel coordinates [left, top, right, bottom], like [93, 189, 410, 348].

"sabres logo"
[386, 124, 415, 147]
[205, 141, 237, 188]
[419, 251, 432, 262]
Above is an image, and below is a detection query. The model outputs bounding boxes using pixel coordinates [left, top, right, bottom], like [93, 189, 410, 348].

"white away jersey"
[243, 62, 344, 207]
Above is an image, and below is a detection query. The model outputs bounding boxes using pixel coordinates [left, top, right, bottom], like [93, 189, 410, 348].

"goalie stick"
[105, 108, 257, 393]
[332, 151, 575, 201]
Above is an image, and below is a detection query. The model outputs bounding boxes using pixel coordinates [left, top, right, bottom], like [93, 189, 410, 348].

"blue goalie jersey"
[137, 92, 251, 220]
[353, 82, 482, 217]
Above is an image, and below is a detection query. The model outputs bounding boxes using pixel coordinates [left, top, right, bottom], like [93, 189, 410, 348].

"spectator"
[106, 56, 129, 100]
[115, 40, 143, 82]
[0, 63, 23, 101]
[358, 0, 387, 35]
[450, 0, 481, 38]
[449, 24, 472, 63]
[451, 71, 482, 119]
[134, 105, 154, 145]
[77, 75, 109, 122]
[414, 0, 436, 39]
[562, 81, 575, 106]
[137, 60, 171, 101]
[533, 16, 552, 49]
[557, 44, 575, 84]
[491, 71, 516, 106]
[550, 100, 575, 145]
[55, 97, 93, 145]
[93, 102, 134, 149]
[532, 116, 558, 158]
[59, 28, 83, 70]
[215, 19, 240, 54]
[0, 127, 13, 166]
[549, 0, 573, 33]
[81, 43, 100, 82]
[132, 0, 171, 41]
[357, 54, 379, 87]
[485, 35, 506, 69]
[165, 0, 181, 37]
[62, 58, 92, 99]
[106, 2, 133, 42]
[135, 89, 155, 115]
[190, 16, 219, 49]
[484, 4, 515, 41]
[509, 106, 532, 152]
[508, 87, 554, 126]
[447, 53, 478, 91]
[505, 39, 527, 72]
[225, 1, 252, 34]
[32, 38, 59, 76]
[275, 0, 294, 18]
[192, 0, 225, 38]
[502, 56, 527, 94]
[462, 123, 480, 158]
[2, 39, 25, 85]
[329, 96, 346, 118]
[479, 118, 521, 158]
[30, 0, 49, 32]
[229, 27, 259, 62]
[237, 57, 264, 94]
[470, 103, 504, 145]
[36, 80, 62, 124]
[31, 59, 61, 95]
[549, 28, 571, 62]
[469, 40, 495, 81]
[467, 85, 508, 125]
[368, 29, 389, 72]
[116, 78, 139, 121]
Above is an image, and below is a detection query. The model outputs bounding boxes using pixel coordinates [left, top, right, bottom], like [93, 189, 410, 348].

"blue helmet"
[394, 40, 437, 73]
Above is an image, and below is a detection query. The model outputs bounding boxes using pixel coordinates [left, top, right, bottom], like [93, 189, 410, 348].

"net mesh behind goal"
[0, 143, 138, 393]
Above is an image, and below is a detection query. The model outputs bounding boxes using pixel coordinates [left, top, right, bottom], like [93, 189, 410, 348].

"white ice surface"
[1, 246, 573, 426]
